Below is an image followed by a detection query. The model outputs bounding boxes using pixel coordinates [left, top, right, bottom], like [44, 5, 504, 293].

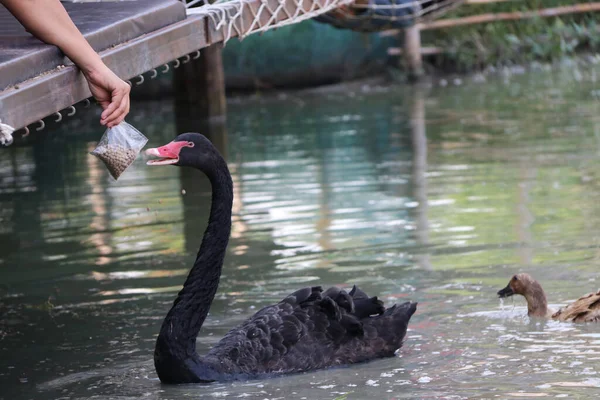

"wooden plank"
[380, 29, 402, 38]
[421, 3, 600, 30]
[0, 16, 208, 132]
[388, 46, 444, 56]
[175, 0, 227, 122]
[1, 0, 350, 132]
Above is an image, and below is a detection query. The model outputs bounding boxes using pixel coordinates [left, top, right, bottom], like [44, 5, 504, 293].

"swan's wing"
[323, 286, 354, 313]
[205, 286, 367, 374]
[324, 285, 385, 318]
[334, 301, 418, 364]
[348, 285, 385, 319]
[349, 285, 369, 300]
[353, 296, 385, 319]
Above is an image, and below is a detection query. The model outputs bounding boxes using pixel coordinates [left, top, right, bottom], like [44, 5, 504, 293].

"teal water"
[2, 63, 600, 399]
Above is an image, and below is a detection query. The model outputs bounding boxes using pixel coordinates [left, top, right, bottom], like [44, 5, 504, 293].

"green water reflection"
[2, 63, 600, 399]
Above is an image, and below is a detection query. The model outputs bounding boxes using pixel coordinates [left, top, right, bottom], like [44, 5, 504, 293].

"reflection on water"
[3, 63, 600, 399]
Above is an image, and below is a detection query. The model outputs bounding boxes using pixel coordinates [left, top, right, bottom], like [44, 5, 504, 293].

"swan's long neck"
[154, 156, 233, 383]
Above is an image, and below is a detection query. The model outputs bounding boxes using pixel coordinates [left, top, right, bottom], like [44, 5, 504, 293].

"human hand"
[2, 0, 132, 127]
[83, 65, 131, 128]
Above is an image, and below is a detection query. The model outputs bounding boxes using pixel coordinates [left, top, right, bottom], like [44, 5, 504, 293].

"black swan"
[146, 133, 418, 384]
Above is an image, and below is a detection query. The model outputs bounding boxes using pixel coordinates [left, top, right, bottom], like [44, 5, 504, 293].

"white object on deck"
[0, 119, 15, 146]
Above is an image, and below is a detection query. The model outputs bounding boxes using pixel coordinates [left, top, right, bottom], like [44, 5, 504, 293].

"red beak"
[146, 140, 194, 165]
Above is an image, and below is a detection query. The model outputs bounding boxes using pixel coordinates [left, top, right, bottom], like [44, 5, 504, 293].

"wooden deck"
[0, 0, 350, 136]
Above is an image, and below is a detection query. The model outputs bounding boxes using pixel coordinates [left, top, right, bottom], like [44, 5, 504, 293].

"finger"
[100, 92, 124, 124]
[104, 93, 129, 127]
[88, 82, 110, 112]
[101, 87, 129, 126]
[108, 105, 127, 127]
[109, 113, 126, 127]
[100, 82, 130, 123]
[96, 100, 111, 123]
[108, 94, 129, 127]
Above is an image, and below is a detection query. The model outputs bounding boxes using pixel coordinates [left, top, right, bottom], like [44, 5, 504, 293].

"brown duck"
[497, 273, 600, 322]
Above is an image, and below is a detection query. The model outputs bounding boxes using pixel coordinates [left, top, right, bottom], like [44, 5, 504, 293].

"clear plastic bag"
[90, 121, 148, 180]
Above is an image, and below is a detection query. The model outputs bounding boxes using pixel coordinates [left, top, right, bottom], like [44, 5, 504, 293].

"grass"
[419, 0, 600, 72]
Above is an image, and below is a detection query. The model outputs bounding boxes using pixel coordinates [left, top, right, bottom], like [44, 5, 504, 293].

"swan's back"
[552, 290, 600, 323]
[202, 285, 417, 376]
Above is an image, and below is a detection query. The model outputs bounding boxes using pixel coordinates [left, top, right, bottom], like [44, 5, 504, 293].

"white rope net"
[185, 0, 355, 44]
[180, 0, 463, 34]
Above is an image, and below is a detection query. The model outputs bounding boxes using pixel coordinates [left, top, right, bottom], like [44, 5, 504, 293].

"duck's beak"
[497, 284, 514, 298]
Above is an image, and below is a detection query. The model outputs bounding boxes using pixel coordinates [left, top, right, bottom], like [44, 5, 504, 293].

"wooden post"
[173, 42, 227, 124]
[175, 0, 226, 126]
[199, 42, 227, 121]
[403, 25, 423, 82]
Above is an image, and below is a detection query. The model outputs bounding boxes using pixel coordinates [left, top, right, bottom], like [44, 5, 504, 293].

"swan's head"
[145, 133, 217, 167]
[497, 273, 536, 298]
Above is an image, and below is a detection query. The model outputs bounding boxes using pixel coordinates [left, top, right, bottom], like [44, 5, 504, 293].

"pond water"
[2, 63, 600, 399]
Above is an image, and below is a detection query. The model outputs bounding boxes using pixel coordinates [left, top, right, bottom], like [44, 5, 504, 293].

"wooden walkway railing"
[0, 0, 352, 144]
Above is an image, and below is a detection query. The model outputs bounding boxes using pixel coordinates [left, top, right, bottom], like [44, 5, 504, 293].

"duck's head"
[145, 133, 218, 169]
[497, 273, 536, 298]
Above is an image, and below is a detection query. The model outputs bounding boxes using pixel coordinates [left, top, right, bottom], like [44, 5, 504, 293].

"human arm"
[1, 0, 130, 127]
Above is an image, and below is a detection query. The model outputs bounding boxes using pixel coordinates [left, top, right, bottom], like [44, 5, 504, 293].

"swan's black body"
[150, 133, 418, 384]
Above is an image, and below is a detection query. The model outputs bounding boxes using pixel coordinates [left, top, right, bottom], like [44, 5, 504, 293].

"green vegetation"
[421, 0, 600, 71]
